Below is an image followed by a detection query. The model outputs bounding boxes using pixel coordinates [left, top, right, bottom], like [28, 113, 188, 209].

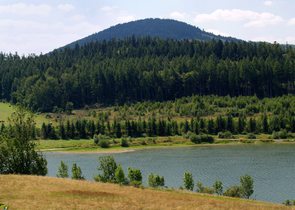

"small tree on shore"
[183, 172, 194, 191]
[95, 156, 117, 182]
[240, 174, 254, 199]
[148, 173, 165, 188]
[128, 167, 142, 187]
[115, 165, 126, 184]
[71, 163, 84, 180]
[213, 180, 223, 195]
[57, 161, 69, 178]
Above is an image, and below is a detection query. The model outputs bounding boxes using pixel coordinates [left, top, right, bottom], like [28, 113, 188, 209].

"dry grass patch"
[0, 175, 293, 210]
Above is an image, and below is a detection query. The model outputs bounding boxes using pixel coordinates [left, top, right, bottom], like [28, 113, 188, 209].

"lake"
[46, 144, 295, 203]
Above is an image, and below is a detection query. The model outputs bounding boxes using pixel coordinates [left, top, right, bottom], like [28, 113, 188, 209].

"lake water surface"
[46, 144, 295, 203]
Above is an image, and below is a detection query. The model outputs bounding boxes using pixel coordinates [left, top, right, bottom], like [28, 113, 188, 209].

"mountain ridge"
[64, 18, 241, 48]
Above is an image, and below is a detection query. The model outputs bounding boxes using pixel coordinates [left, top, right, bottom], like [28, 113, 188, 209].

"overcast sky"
[0, 0, 294, 55]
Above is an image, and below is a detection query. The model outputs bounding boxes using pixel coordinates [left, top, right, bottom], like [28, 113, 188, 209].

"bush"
[148, 173, 165, 188]
[272, 129, 288, 139]
[189, 133, 214, 144]
[213, 180, 223, 195]
[120, 138, 129, 147]
[56, 161, 68, 178]
[93, 134, 110, 145]
[183, 172, 194, 191]
[218, 131, 233, 139]
[196, 181, 214, 194]
[128, 168, 142, 187]
[283, 200, 295, 206]
[99, 139, 110, 148]
[240, 174, 254, 199]
[247, 133, 256, 139]
[71, 163, 84, 180]
[115, 165, 127, 184]
[223, 185, 242, 198]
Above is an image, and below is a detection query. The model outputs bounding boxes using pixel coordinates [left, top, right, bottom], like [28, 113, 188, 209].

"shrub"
[190, 133, 214, 144]
[272, 129, 288, 139]
[56, 161, 68, 178]
[213, 180, 223, 195]
[99, 139, 110, 148]
[93, 134, 110, 145]
[71, 163, 84, 180]
[283, 200, 295, 206]
[148, 173, 165, 188]
[223, 185, 242, 198]
[128, 168, 142, 187]
[218, 131, 233, 139]
[247, 133, 256, 139]
[115, 165, 127, 184]
[120, 138, 129, 147]
[183, 172, 194, 191]
[240, 174, 254, 199]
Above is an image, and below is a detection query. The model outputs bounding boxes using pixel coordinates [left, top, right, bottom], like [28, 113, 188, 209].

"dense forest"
[0, 37, 295, 112]
[66, 18, 240, 48]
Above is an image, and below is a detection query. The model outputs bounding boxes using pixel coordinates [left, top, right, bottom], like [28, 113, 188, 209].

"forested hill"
[1, 38, 295, 112]
[65, 18, 240, 48]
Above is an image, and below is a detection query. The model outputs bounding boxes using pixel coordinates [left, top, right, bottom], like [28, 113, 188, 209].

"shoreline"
[40, 139, 295, 154]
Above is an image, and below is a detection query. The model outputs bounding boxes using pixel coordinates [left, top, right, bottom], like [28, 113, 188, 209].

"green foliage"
[213, 180, 223, 195]
[99, 139, 110, 148]
[272, 129, 288, 139]
[1, 37, 294, 113]
[218, 131, 233, 139]
[247, 133, 256, 139]
[128, 167, 142, 187]
[283, 200, 295, 206]
[120, 138, 129, 147]
[71, 163, 84, 180]
[148, 173, 165, 188]
[57, 161, 68, 178]
[183, 172, 194, 191]
[189, 133, 214, 144]
[0, 107, 47, 175]
[93, 133, 110, 148]
[240, 174, 254, 199]
[95, 156, 117, 183]
[223, 185, 242, 198]
[115, 165, 127, 184]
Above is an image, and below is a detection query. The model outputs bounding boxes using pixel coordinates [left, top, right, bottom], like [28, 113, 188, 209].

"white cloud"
[288, 18, 295, 25]
[0, 3, 52, 16]
[58, 4, 75, 13]
[170, 11, 187, 20]
[117, 15, 136, 23]
[206, 29, 229, 37]
[264, 1, 273, 6]
[194, 9, 283, 28]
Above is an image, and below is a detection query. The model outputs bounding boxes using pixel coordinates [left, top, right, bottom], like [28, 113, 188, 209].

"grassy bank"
[0, 175, 291, 210]
[35, 135, 295, 153]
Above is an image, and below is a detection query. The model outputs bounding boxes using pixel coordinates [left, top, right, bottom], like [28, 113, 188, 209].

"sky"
[0, 0, 294, 55]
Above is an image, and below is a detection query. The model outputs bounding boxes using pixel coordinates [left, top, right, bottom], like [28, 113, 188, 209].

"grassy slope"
[0, 102, 51, 127]
[0, 175, 292, 210]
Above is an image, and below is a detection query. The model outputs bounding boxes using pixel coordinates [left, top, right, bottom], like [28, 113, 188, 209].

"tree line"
[38, 113, 295, 140]
[56, 156, 254, 199]
[0, 38, 295, 112]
